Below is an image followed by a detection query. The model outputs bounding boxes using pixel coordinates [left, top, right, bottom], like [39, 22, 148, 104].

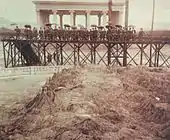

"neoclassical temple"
[33, 0, 125, 29]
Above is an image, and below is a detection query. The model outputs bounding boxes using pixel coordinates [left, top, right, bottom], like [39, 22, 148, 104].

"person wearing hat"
[138, 28, 145, 40]
[53, 25, 58, 40]
[24, 26, 29, 39]
[132, 27, 136, 40]
[14, 26, 21, 38]
[106, 26, 112, 41]
[89, 29, 93, 41]
[48, 26, 53, 40]
[27, 25, 32, 39]
[57, 26, 62, 41]
[39, 27, 44, 39]
[33, 27, 38, 39]
[44, 27, 48, 39]
[97, 26, 103, 41]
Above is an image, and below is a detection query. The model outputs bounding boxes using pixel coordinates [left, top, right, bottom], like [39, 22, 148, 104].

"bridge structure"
[1, 32, 170, 68]
[1, 1, 170, 69]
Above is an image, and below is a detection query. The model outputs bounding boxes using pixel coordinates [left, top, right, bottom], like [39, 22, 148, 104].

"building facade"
[33, 0, 125, 29]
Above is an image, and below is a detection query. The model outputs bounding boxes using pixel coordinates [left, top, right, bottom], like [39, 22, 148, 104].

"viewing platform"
[1, 33, 170, 68]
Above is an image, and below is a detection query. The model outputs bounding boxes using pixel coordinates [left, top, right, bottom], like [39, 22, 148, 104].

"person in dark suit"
[14, 26, 21, 38]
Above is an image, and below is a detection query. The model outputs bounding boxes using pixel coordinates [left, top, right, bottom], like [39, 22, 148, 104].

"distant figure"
[39, 27, 44, 39]
[132, 27, 136, 34]
[138, 28, 145, 39]
[89, 29, 93, 40]
[32, 27, 38, 39]
[24, 27, 29, 38]
[53, 26, 58, 40]
[132, 27, 136, 40]
[127, 28, 133, 40]
[49, 26, 53, 40]
[14, 26, 21, 37]
[44, 27, 48, 39]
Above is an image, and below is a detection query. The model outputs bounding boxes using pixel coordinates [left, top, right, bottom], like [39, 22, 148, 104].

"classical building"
[33, 0, 125, 29]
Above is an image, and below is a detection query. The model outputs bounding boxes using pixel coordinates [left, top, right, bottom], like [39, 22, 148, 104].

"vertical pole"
[7, 42, 10, 67]
[36, 9, 43, 27]
[20, 42, 24, 66]
[151, 0, 155, 34]
[107, 43, 111, 66]
[11, 42, 14, 67]
[73, 13, 76, 26]
[43, 44, 46, 66]
[55, 43, 58, 66]
[140, 44, 143, 65]
[108, 0, 112, 25]
[124, 0, 129, 28]
[98, 14, 102, 26]
[53, 11, 57, 24]
[123, 43, 127, 66]
[86, 10, 91, 30]
[69, 10, 74, 26]
[102, 11, 107, 27]
[74, 44, 76, 65]
[59, 14, 63, 29]
[154, 44, 157, 67]
[93, 44, 96, 64]
[157, 44, 160, 67]
[14, 44, 16, 66]
[60, 43, 63, 65]
[119, 11, 124, 26]
[3, 42, 7, 68]
[149, 0, 155, 67]
[18, 42, 20, 66]
[77, 45, 80, 65]
[91, 44, 93, 64]
[123, 0, 129, 66]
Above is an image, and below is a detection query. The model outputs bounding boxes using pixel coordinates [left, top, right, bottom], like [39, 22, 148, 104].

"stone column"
[86, 10, 91, 30]
[36, 10, 42, 27]
[69, 10, 74, 26]
[42, 12, 50, 25]
[73, 13, 76, 26]
[119, 11, 124, 26]
[98, 14, 102, 26]
[59, 14, 63, 28]
[102, 10, 107, 26]
[53, 11, 57, 24]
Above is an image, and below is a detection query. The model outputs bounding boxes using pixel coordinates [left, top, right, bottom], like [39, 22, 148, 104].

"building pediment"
[33, 1, 125, 12]
[33, 0, 125, 6]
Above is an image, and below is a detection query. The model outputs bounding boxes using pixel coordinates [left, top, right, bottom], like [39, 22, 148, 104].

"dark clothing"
[138, 31, 145, 38]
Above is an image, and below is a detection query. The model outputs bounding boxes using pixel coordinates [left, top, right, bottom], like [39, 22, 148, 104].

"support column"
[125, 0, 129, 28]
[53, 11, 57, 24]
[86, 10, 91, 30]
[73, 13, 76, 26]
[36, 10, 42, 27]
[98, 14, 102, 26]
[41, 12, 50, 26]
[102, 10, 107, 26]
[59, 14, 63, 28]
[69, 10, 74, 26]
[119, 11, 124, 26]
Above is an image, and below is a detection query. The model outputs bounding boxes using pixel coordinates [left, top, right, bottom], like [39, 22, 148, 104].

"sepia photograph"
[0, 0, 170, 139]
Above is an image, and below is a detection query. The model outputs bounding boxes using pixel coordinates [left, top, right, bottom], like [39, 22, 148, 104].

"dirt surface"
[0, 65, 170, 140]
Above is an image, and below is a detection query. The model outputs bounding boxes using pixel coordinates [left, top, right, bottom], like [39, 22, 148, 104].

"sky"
[0, 0, 170, 29]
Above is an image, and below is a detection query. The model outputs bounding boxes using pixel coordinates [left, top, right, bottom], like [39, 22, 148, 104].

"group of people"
[14, 24, 145, 41]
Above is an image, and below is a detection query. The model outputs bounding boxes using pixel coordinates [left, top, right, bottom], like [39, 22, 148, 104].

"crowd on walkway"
[14, 24, 145, 41]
